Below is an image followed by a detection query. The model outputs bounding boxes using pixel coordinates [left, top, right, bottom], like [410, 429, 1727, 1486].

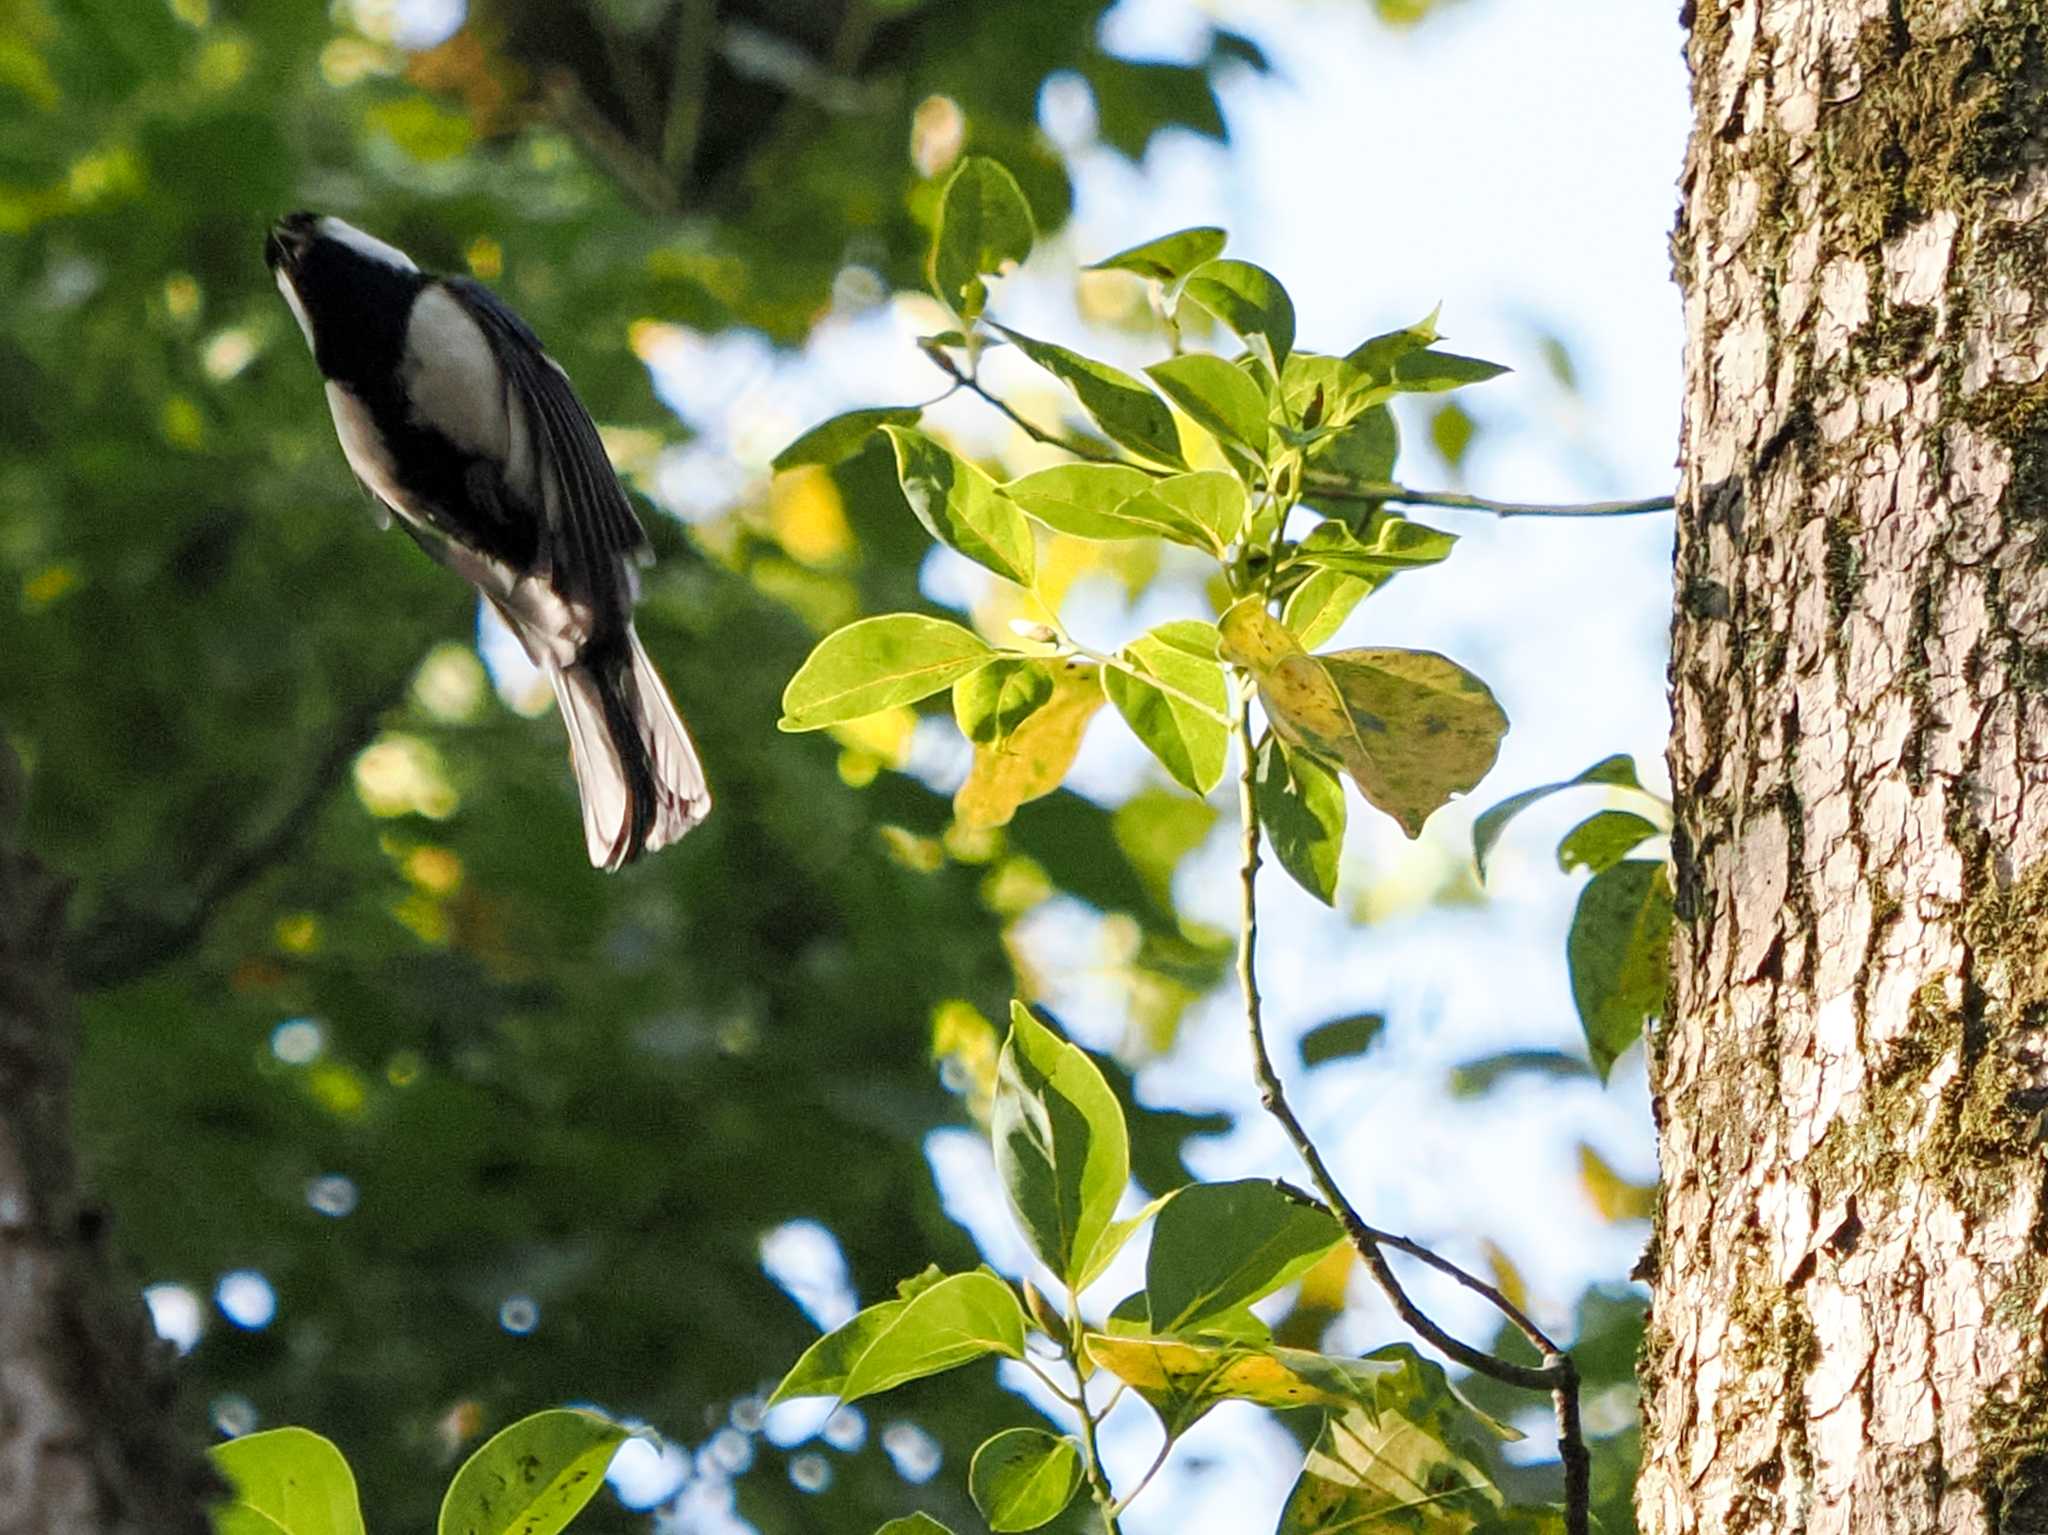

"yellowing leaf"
[954, 663, 1105, 828]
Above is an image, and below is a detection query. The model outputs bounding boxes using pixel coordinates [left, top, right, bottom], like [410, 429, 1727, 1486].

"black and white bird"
[265, 212, 708, 869]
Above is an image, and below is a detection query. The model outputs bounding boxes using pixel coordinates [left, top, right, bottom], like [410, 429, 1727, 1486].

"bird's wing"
[439, 276, 651, 606]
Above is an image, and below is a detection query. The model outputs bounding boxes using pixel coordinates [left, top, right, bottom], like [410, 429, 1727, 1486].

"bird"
[265, 212, 708, 869]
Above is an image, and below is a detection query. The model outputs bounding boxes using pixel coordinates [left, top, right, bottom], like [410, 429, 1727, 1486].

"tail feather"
[544, 625, 709, 870]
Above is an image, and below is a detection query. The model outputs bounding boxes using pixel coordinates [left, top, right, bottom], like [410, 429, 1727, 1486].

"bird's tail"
[545, 626, 710, 870]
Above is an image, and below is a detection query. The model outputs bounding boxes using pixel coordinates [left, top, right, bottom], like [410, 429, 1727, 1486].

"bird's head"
[267, 212, 424, 384]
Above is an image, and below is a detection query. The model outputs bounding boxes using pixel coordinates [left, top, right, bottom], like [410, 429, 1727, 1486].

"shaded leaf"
[1277, 1402, 1499, 1535]
[929, 156, 1035, 322]
[954, 662, 1105, 828]
[211, 1427, 365, 1535]
[1557, 809, 1660, 875]
[1569, 859, 1671, 1081]
[1311, 404, 1399, 486]
[1103, 621, 1230, 795]
[875, 1518, 956, 1535]
[779, 614, 992, 731]
[954, 658, 1055, 746]
[1006, 462, 1161, 540]
[1255, 736, 1345, 905]
[437, 1409, 628, 1535]
[1085, 225, 1227, 283]
[1287, 516, 1455, 579]
[1446, 1050, 1594, 1098]
[1344, 309, 1442, 382]
[1145, 353, 1270, 457]
[1145, 1179, 1343, 1333]
[1298, 1012, 1385, 1067]
[1112, 469, 1247, 556]
[991, 325, 1185, 467]
[773, 406, 922, 471]
[1392, 348, 1510, 393]
[1470, 754, 1649, 879]
[883, 425, 1036, 586]
[969, 1429, 1084, 1532]
[994, 1003, 1130, 1286]
[1180, 258, 1295, 375]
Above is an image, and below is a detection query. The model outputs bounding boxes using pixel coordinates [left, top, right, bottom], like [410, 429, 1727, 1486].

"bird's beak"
[265, 213, 316, 273]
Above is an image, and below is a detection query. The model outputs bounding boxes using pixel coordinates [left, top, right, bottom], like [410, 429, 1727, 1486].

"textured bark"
[0, 745, 216, 1534]
[1647, 3, 2048, 1532]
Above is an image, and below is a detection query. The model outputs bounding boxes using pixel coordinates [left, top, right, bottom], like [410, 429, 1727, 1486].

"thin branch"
[1107, 1430, 1173, 1519]
[1065, 1288, 1122, 1535]
[539, 70, 681, 218]
[659, 0, 717, 182]
[1300, 476, 1674, 519]
[919, 346, 1122, 464]
[1229, 683, 1589, 1535]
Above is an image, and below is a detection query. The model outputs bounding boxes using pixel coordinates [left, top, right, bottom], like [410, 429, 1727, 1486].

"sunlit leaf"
[1569, 859, 1671, 1081]
[1579, 1141, 1656, 1222]
[991, 325, 1185, 467]
[1180, 258, 1295, 375]
[1006, 462, 1162, 541]
[1074, 1190, 1176, 1293]
[1145, 353, 1270, 458]
[779, 614, 992, 731]
[954, 658, 1055, 746]
[1277, 1402, 1499, 1535]
[1470, 754, 1650, 879]
[1111, 469, 1247, 556]
[994, 1003, 1130, 1286]
[1286, 515, 1455, 579]
[954, 663, 1105, 828]
[875, 1517, 956, 1535]
[1557, 809, 1660, 875]
[773, 405, 923, 471]
[968, 1429, 1084, 1532]
[883, 425, 1036, 586]
[1344, 309, 1441, 382]
[1085, 226, 1227, 283]
[1081, 1334, 1403, 1437]
[211, 1427, 364, 1535]
[929, 156, 1035, 322]
[437, 1409, 629, 1535]
[1392, 349, 1509, 392]
[1254, 736, 1344, 905]
[1282, 568, 1380, 651]
[1144, 1179, 1342, 1333]
[1102, 621, 1230, 795]
[776, 1272, 1028, 1405]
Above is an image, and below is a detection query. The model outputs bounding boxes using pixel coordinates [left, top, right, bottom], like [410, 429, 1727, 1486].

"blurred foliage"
[0, 0, 1629, 1532]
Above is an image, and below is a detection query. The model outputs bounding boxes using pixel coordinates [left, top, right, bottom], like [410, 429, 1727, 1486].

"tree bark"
[0, 745, 216, 1535]
[1647, 3, 2048, 1531]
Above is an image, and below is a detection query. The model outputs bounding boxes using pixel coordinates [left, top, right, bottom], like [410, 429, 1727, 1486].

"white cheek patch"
[316, 216, 418, 273]
[403, 286, 511, 461]
[275, 269, 316, 351]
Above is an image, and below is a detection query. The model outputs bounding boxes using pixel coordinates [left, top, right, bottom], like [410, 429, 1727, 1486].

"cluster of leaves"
[1473, 757, 1674, 1079]
[779, 155, 1514, 894]
[210, 1409, 629, 1535]
[772, 1005, 1566, 1534]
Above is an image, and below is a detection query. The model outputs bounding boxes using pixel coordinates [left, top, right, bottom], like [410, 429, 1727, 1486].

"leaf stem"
[1107, 1430, 1173, 1519]
[1053, 634, 1234, 729]
[1228, 679, 1589, 1535]
[1300, 477, 1673, 519]
[920, 346, 1123, 464]
[1064, 1290, 1123, 1535]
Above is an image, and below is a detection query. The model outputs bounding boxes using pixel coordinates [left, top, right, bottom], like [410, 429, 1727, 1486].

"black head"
[267, 211, 426, 388]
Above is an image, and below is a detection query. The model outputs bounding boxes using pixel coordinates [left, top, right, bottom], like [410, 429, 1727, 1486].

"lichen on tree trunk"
[1649, 2, 2048, 1531]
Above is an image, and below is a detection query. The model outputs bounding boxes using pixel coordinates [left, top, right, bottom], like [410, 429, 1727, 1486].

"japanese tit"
[265, 212, 708, 869]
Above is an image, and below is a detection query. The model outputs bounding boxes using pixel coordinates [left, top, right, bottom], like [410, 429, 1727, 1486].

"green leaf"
[1344, 309, 1441, 382]
[210, 1428, 365, 1535]
[1220, 603, 1507, 838]
[1081, 1334, 1404, 1438]
[1281, 569, 1379, 651]
[1281, 353, 1386, 437]
[1447, 1049, 1595, 1098]
[883, 426, 1036, 586]
[790, 1271, 1027, 1404]
[1254, 736, 1345, 905]
[1558, 809, 1661, 875]
[1298, 1012, 1385, 1067]
[1005, 463, 1162, 541]
[437, 1409, 629, 1535]
[1287, 516, 1455, 579]
[875, 1518, 956, 1535]
[1112, 469, 1247, 556]
[993, 1002, 1130, 1286]
[990, 325, 1185, 467]
[1180, 259, 1295, 375]
[778, 613, 993, 731]
[955, 658, 1055, 746]
[968, 1429, 1085, 1532]
[1086, 226, 1227, 283]
[772, 406, 923, 471]
[1103, 621, 1231, 795]
[1392, 348, 1510, 392]
[1145, 1178, 1342, 1334]
[929, 156, 1035, 322]
[1469, 754, 1649, 878]
[1073, 1190, 1176, 1293]
[1569, 859, 1672, 1081]
[1277, 1403, 1500, 1535]
[1145, 354, 1270, 458]
[954, 662, 1105, 828]
[1309, 405, 1399, 486]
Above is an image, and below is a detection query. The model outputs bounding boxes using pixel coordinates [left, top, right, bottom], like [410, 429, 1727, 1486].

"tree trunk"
[0, 745, 216, 1534]
[1646, 3, 2048, 1531]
